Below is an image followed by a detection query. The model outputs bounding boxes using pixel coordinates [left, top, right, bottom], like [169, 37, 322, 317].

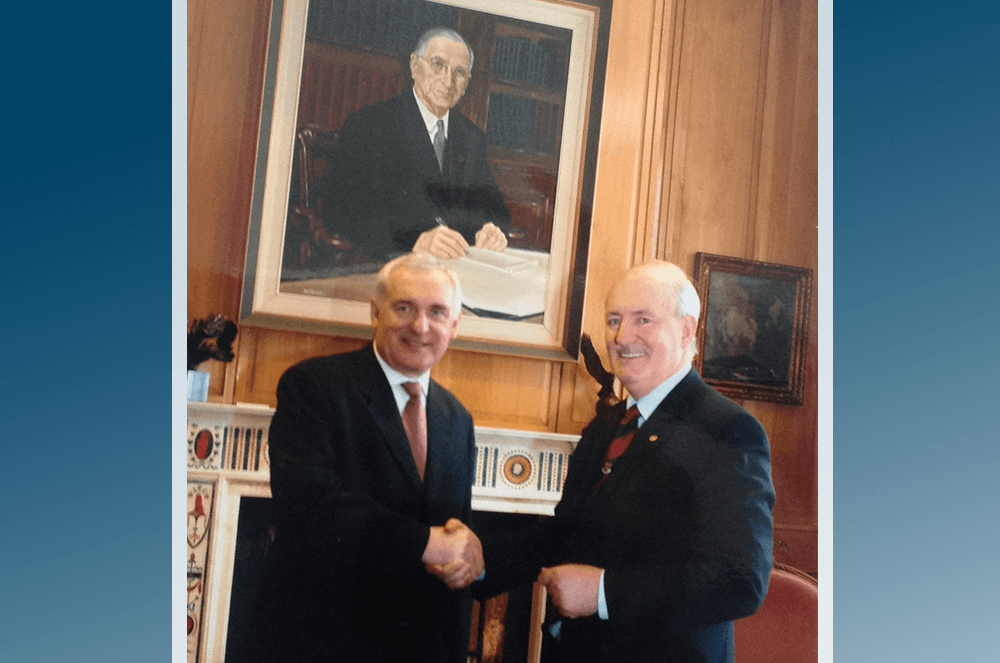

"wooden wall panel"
[557, 359, 604, 435]
[660, 0, 767, 260]
[755, 0, 818, 266]
[433, 351, 563, 431]
[231, 326, 368, 406]
[187, 0, 272, 399]
[574, 0, 674, 371]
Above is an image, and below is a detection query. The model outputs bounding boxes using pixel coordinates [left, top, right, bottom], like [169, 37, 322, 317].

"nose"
[410, 312, 429, 333]
[613, 319, 631, 344]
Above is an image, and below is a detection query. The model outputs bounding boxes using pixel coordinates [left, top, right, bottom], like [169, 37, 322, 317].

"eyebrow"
[393, 298, 450, 312]
[607, 308, 655, 317]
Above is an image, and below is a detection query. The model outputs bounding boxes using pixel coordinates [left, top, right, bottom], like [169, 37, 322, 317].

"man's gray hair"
[374, 252, 463, 316]
[665, 266, 700, 358]
[413, 27, 474, 71]
[674, 279, 701, 322]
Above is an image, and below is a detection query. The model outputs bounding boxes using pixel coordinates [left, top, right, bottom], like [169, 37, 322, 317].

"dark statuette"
[188, 314, 238, 371]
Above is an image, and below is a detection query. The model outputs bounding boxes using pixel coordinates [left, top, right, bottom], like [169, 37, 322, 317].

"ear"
[681, 315, 698, 350]
[448, 311, 461, 340]
[370, 300, 380, 328]
[409, 52, 419, 78]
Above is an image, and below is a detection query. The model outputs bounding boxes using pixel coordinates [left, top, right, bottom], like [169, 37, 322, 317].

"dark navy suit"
[322, 91, 511, 260]
[479, 369, 775, 663]
[242, 344, 476, 663]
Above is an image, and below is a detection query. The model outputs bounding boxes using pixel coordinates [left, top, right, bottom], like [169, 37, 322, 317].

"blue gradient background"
[0, 2, 172, 662]
[834, 0, 999, 661]
[2, 1, 997, 662]
[833, 1, 1000, 663]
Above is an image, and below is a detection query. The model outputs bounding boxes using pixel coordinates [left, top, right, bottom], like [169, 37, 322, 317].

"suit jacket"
[479, 369, 775, 663]
[241, 345, 476, 663]
[322, 91, 512, 260]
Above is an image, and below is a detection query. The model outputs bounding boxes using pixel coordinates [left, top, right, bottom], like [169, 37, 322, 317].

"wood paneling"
[187, 0, 273, 402]
[433, 351, 563, 431]
[187, 0, 818, 572]
[649, 0, 819, 567]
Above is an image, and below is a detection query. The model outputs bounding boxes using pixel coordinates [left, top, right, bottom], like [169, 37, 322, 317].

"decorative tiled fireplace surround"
[187, 401, 580, 663]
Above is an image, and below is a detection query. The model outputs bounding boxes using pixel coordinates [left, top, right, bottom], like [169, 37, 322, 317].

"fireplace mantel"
[186, 401, 579, 663]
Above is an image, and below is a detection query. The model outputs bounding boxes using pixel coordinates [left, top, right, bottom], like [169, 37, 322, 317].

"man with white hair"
[478, 260, 775, 663]
[322, 27, 511, 262]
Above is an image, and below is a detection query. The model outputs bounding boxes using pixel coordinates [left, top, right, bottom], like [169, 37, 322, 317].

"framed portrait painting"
[693, 252, 813, 405]
[240, 0, 612, 360]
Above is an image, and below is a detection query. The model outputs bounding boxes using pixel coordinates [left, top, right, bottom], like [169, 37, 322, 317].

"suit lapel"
[399, 92, 444, 178]
[423, 381, 453, 488]
[442, 117, 467, 180]
[355, 347, 425, 488]
[644, 368, 703, 427]
[610, 370, 702, 468]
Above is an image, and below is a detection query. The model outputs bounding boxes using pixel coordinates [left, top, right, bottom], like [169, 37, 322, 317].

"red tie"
[595, 405, 640, 490]
[402, 382, 427, 479]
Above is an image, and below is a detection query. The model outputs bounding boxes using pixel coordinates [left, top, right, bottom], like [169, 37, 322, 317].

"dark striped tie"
[594, 405, 640, 490]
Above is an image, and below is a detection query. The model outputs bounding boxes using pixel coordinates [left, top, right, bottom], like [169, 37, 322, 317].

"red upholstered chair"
[734, 563, 818, 663]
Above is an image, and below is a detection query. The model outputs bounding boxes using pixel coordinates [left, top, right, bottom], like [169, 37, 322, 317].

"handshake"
[421, 518, 484, 590]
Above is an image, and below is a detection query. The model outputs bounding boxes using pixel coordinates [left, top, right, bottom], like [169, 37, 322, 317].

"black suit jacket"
[322, 91, 512, 260]
[242, 345, 476, 663]
[479, 369, 775, 663]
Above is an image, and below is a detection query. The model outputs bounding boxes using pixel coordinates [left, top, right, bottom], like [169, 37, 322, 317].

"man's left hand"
[474, 223, 508, 252]
[538, 564, 602, 619]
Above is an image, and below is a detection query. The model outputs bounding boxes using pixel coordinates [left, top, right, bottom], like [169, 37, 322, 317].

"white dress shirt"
[373, 344, 431, 417]
[412, 88, 449, 147]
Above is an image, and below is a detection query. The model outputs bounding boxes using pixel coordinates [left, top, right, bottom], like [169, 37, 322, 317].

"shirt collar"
[412, 87, 449, 138]
[373, 344, 431, 412]
[628, 362, 692, 426]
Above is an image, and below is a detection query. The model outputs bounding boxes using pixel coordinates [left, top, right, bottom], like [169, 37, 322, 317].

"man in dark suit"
[478, 261, 775, 663]
[242, 253, 484, 663]
[323, 27, 511, 262]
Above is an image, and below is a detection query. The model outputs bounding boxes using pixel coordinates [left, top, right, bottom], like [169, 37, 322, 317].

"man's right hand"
[413, 226, 469, 260]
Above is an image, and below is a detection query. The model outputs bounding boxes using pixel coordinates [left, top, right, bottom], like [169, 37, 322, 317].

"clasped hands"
[422, 518, 484, 590]
[413, 222, 507, 260]
[420, 519, 603, 615]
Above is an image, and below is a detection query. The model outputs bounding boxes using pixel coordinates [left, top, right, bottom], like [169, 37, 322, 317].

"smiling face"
[409, 36, 472, 117]
[371, 265, 460, 376]
[604, 265, 698, 399]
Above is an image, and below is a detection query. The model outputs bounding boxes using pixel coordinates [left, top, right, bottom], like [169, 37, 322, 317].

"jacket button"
[648, 435, 658, 442]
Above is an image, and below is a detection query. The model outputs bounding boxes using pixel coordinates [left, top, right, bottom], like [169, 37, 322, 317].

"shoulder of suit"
[282, 347, 371, 382]
[428, 380, 472, 420]
[661, 374, 767, 444]
[641, 372, 740, 421]
[341, 94, 410, 130]
[448, 110, 486, 140]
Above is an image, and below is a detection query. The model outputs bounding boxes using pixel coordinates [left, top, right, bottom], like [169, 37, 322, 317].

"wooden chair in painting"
[281, 124, 360, 274]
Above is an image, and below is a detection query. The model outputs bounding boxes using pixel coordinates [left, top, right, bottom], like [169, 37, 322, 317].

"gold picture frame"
[693, 252, 813, 405]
